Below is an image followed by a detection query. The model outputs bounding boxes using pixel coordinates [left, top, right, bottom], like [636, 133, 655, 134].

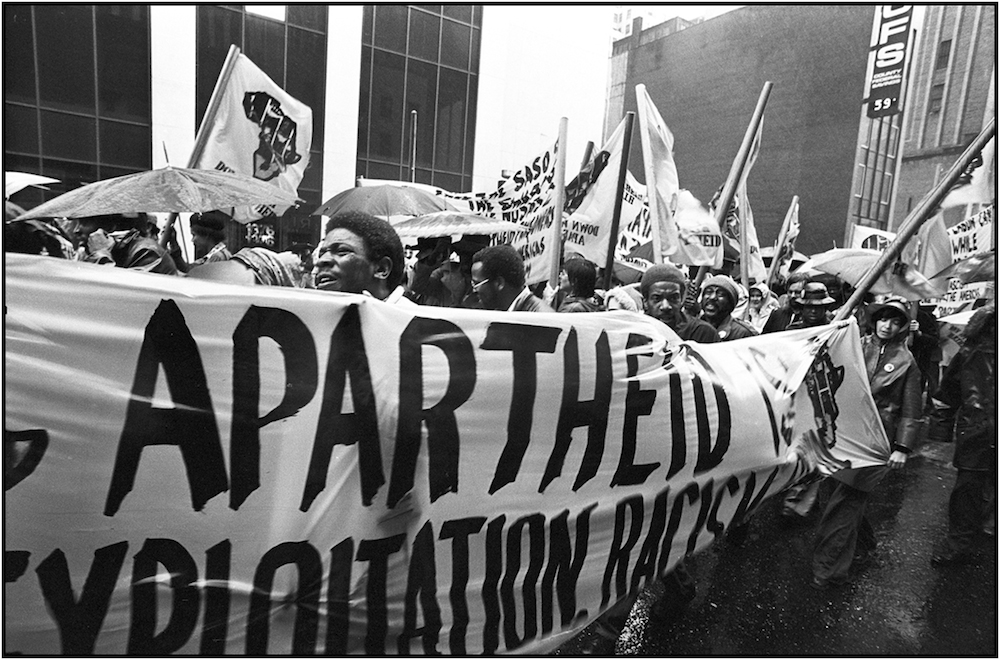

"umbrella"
[795, 248, 947, 301]
[392, 210, 521, 239]
[5, 200, 26, 221]
[929, 249, 995, 284]
[11, 166, 301, 222]
[314, 184, 456, 221]
[5, 172, 59, 199]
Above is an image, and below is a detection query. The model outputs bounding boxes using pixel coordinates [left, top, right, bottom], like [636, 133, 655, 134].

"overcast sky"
[664, 5, 744, 21]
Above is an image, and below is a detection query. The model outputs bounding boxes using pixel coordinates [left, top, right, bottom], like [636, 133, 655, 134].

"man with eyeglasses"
[469, 244, 554, 312]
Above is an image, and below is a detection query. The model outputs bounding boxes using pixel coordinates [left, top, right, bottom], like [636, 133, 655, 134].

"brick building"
[892, 5, 996, 230]
[607, 5, 876, 255]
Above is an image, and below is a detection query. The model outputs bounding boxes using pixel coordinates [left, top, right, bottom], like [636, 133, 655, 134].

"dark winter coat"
[930, 341, 996, 471]
[861, 333, 922, 451]
[557, 294, 603, 313]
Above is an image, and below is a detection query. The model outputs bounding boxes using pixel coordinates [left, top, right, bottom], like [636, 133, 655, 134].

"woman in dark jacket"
[811, 298, 922, 588]
[557, 257, 604, 313]
[930, 305, 996, 566]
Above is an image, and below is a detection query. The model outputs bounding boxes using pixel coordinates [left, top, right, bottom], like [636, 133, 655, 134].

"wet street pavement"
[555, 438, 997, 656]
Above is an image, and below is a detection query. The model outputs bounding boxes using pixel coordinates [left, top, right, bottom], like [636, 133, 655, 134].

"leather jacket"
[861, 333, 922, 452]
[87, 229, 178, 276]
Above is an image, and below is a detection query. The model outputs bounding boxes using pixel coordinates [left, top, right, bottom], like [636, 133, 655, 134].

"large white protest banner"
[6, 254, 889, 655]
[197, 53, 313, 223]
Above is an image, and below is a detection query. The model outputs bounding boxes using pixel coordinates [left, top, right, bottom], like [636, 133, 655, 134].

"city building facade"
[5, 5, 608, 252]
[607, 5, 876, 256]
[892, 4, 995, 230]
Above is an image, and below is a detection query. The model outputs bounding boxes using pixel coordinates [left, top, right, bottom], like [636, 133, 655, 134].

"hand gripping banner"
[4, 254, 890, 654]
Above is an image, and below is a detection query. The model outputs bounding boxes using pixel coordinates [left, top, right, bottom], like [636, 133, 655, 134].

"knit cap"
[702, 274, 739, 306]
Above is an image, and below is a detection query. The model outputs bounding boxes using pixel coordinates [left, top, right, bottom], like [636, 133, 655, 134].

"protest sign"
[563, 119, 631, 265]
[197, 53, 313, 223]
[928, 206, 995, 317]
[6, 254, 889, 654]
[437, 144, 560, 285]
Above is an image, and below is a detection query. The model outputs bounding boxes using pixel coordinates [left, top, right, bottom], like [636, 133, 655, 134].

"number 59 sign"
[865, 5, 913, 119]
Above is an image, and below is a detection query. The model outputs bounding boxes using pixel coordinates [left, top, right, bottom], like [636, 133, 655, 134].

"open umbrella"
[314, 184, 456, 222]
[5, 200, 27, 221]
[11, 166, 301, 222]
[795, 248, 948, 301]
[392, 210, 521, 239]
[5, 172, 59, 199]
[929, 249, 995, 284]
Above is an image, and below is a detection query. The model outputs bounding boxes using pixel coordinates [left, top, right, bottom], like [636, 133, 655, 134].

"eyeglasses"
[470, 278, 491, 292]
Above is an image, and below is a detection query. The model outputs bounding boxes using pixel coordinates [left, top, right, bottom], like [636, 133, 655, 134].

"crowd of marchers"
[5, 206, 995, 652]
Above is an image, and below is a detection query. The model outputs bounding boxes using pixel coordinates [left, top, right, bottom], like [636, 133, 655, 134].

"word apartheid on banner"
[5, 254, 890, 655]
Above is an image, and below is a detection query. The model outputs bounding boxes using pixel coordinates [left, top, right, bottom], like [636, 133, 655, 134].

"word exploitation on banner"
[4, 254, 890, 655]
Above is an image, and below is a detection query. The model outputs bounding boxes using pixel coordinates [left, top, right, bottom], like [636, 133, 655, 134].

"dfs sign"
[865, 5, 914, 119]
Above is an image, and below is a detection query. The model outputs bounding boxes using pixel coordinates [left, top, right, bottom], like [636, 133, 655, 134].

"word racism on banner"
[865, 5, 913, 118]
[5, 255, 890, 655]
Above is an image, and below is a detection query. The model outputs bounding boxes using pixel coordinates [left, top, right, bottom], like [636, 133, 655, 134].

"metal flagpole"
[602, 112, 635, 291]
[765, 195, 799, 289]
[636, 84, 663, 264]
[548, 117, 569, 289]
[834, 117, 996, 321]
[692, 81, 773, 290]
[410, 110, 418, 183]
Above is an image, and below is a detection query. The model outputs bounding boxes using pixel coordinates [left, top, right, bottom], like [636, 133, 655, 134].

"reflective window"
[287, 5, 326, 31]
[5, 103, 38, 154]
[36, 6, 95, 112]
[4, 6, 152, 207]
[96, 6, 150, 123]
[40, 110, 96, 162]
[440, 19, 470, 70]
[99, 119, 152, 168]
[436, 68, 467, 172]
[196, 5, 327, 246]
[370, 49, 406, 159]
[358, 4, 481, 190]
[409, 9, 440, 62]
[443, 5, 472, 23]
[245, 14, 286, 85]
[407, 59, 438, 167]
[4, 6, 36, 104]
[358, 46, 372, 155]
[936, 39, 952, 70]
[373, 5, 408, 54]
[196, 6, 242, 127]
[287, 27, 327, 144]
